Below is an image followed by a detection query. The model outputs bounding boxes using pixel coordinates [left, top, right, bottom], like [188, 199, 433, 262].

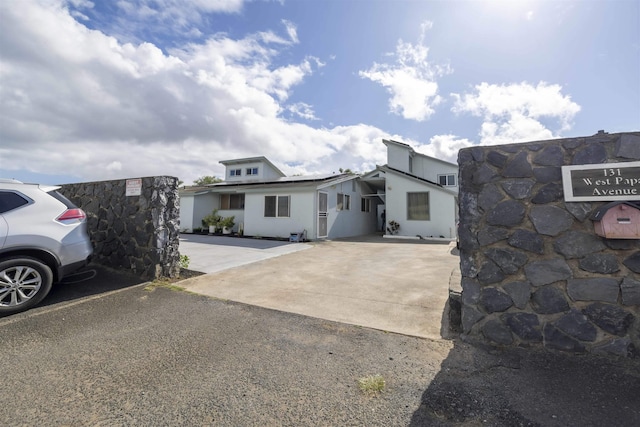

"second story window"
[246, 167, 259, 176]
[438, 174, 456, 186]
[230, 169, 241, 177]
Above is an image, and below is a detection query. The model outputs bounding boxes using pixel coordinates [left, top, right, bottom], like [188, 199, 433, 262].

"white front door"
[317, 191, 328, 238]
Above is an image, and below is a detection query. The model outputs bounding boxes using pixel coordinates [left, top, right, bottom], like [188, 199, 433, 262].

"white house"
[179, 157, 379, 240]
[180, 141, 459, 241]
[361, 139, 459, 240]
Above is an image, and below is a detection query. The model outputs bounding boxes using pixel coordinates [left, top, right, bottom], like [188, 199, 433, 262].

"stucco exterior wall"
[243, 190, 315, 239]
[238, 179, 377, 240]
[224, 160, 283, 182]
[385, 173, 457, 239]
[324, 180, 378, 239]
[387, 143, 411, 173]
[411, 155, 459, 191]
[179, 194, 195, 231]
[217, 209, 245, 233]
[193, 193, 219, 229]
[457, 132, 640, 358]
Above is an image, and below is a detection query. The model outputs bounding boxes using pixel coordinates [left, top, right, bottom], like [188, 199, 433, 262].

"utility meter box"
[591, 201, 640, 239]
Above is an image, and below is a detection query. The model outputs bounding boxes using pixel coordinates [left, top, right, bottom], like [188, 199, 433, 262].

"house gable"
[383, 139, 413, 173]
[383, 166, 458, 239]
[411, 155, 458, 191]
[383, 139, 458, 191]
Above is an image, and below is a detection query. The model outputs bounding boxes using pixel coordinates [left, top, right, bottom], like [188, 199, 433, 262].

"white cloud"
[64, 0, 245, 46]
[282, 19, 299, 44]
[0, 0, 390, 185]
[287, 103, 318, 121]
[359, 20, 451, 122]
[68, 0, 94, 8]
[451, 81, 581, 145]
[414, 135, 475, 164]
[106, 161, 122, 171]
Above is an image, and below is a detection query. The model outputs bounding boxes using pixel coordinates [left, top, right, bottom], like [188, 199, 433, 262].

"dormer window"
[246, 167, 259, 176]
[230, 169, 242, 177]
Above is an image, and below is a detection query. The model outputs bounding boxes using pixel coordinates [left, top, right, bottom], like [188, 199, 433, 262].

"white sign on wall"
[561, 161, 640, 202]
[126, 178, 142, 196]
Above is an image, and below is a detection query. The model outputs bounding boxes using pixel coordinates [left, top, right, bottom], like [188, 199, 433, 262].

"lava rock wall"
[458, 132, 639, 358]
[61, 176, 180, 279]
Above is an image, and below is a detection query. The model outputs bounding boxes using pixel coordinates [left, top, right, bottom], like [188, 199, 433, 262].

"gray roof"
[179, 173, 354, 194]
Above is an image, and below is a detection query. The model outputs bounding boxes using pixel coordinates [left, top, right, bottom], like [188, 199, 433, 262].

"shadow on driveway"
[180, 233, 295, 250]
[409, 340, 640, 426]
[41, 264, 147, 307]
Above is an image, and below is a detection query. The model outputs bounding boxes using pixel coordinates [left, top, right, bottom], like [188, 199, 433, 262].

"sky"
[1, 0, 638, 186]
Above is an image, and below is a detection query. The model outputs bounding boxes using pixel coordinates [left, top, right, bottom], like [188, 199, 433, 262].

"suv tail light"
[56, 208, 87, 224]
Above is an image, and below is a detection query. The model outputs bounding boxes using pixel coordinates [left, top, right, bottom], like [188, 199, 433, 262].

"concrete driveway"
[179, 234, 459, 340]
[179, 234, 312, 274]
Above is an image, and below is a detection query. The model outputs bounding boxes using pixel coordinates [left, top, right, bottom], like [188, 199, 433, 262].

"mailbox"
[591, 201, 640, 239]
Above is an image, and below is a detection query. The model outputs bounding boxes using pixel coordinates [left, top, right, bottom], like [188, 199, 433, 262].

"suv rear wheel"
[0, 257, 53, 316]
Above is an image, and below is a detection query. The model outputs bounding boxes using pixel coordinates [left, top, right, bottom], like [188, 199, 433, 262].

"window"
[246, 167, 259, 176]
[337, 193, 350, 210]
[407, 192, 430, 220]
[230, 169, 241, 177]
[264, 195, 290, 217]
[0, 191, 29, 214]
[438, 174, 456, 186]
[220, 193, 245, 210]
[361, 197, 371, 213]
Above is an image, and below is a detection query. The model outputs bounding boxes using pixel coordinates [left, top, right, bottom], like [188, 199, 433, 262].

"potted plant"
[221, 216, 235, 235]
[386, 220, 400, 235]
[202, 209, 222, 234]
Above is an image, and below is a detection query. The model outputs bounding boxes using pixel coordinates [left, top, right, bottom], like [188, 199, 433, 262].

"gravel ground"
[1, 283, 639, 426]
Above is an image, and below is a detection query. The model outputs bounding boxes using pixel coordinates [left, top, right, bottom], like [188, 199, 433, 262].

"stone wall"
[457, 132, 640, 358]
[60, 176, 180, 279]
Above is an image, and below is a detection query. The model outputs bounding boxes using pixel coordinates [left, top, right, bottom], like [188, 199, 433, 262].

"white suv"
[0, 179, 93, 316]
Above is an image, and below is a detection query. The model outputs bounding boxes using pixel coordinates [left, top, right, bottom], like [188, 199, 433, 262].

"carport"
[179, 234, 459, 340]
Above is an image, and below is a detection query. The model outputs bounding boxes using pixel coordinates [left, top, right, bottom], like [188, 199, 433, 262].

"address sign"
[561, 161, 640, 202]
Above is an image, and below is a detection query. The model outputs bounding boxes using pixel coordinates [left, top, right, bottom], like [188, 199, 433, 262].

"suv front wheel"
[0, 257, 53, 316]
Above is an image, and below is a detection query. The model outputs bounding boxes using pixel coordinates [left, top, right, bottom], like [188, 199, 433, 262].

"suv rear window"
[0, 191, 30, 214]
[47, 190, 78, 209]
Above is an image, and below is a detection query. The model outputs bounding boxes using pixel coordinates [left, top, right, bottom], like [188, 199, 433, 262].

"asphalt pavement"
[2, 237, 639, 426]
[2, 281, 639, 426]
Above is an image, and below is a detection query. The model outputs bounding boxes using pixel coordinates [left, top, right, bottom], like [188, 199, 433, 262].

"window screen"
[265, 195, 289, 217]
[407, 192, 430, 220]
[264, 196, 276, 217]
[221, 194, 245, 209]
[438, 174, 456, 186]
[277, 196, 290, 217]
